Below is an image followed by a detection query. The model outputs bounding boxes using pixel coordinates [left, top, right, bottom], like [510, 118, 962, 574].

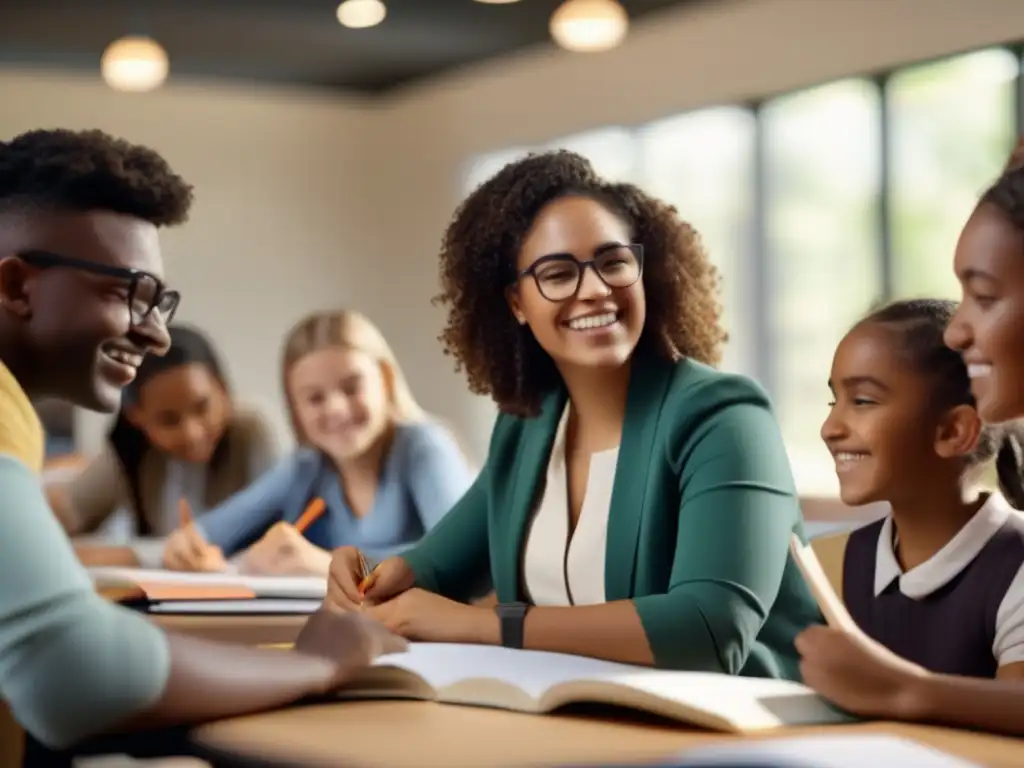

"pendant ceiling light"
[550, 0, 629, 53]
[101, 35, 169, 93]
[337, 0, 387, 29]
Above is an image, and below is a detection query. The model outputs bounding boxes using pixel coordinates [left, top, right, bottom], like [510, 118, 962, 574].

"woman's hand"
[325, 547, 415, 611]
[796, 625, 930, 720]
[293, 609, 408, 690]
[364, 588, 498, 644]
[162, 524, 229, 572]
[237, 522, 332, 576]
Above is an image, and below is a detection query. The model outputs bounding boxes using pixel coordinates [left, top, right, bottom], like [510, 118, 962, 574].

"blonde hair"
[281, 310, 427, 444]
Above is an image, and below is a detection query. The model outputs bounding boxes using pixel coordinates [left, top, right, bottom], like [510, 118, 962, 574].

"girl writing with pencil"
[49, 324, 280, 567]
[796, 142, 1024, 735]
[162, 309, 473, 576]
[327, 151, 821, 676]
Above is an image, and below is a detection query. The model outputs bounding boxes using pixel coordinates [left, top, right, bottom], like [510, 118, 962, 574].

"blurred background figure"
[50, 324, 279, 566]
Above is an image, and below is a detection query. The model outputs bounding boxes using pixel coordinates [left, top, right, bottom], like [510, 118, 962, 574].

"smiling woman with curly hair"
[326, 150, 820, 679]
[436, 151, 725, 416]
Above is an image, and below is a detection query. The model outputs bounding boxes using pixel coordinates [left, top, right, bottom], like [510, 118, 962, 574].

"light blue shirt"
[196, 421, 474, 559]
[0, 456, 170, 748]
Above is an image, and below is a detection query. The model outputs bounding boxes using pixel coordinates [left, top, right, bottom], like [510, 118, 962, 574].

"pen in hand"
[357, 552, 377, 597]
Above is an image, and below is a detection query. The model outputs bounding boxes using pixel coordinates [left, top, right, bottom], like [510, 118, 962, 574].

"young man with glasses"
[0, 128, 404, 762]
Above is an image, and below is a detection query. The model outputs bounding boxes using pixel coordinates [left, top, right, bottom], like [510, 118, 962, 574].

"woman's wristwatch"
[494, 602, 530, 648]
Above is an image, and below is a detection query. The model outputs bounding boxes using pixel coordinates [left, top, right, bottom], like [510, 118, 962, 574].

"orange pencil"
[294, 498, 326, 534]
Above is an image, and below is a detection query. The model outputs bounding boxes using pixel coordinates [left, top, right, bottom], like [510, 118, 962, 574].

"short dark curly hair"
[434, 149, 725, 417]
[0, 128, 193, 226]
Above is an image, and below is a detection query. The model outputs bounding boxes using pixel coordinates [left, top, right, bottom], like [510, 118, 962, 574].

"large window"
[889, 48, 1017, 299]
[638, 107, 757, 376]
[463, 45, 1023, 496]
[463, 146, 530, 191]
[546, 126, 639, 182]
[763, 79, 883, 496]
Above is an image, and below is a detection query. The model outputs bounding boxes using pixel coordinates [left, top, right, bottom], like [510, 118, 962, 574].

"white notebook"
[667, 734, 980, 766]
[336, 643, 852, 733]
[148, 598, 322, 615]
[87, 566, 327, 600]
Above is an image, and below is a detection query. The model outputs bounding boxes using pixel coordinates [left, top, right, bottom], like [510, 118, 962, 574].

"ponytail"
[995, 424, 1024, 510]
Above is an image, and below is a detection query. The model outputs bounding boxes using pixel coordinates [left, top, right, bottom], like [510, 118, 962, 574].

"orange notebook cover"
[97, 580, 255, 604]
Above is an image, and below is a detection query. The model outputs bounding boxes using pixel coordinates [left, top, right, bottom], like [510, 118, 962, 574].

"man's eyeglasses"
[514, 243, 644, 302]
[18, 250, 180, 327]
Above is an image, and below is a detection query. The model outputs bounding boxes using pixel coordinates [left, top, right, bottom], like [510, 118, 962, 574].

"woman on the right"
[326, 150, 821, 678]
[796, 157, 1024, 735]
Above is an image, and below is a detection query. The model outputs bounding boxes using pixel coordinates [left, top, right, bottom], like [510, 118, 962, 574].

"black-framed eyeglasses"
[18, 250, 180, 327]
[514, 243, 644, 302]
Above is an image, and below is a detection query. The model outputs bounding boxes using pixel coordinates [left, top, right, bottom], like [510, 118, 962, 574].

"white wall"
[0, 71, 375, 451]
[4, 0, 1024, 462]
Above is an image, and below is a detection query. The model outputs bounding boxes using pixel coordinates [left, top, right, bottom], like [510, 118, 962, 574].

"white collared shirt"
[873, 493, 1024, 666]
[522, 405, 618, 607]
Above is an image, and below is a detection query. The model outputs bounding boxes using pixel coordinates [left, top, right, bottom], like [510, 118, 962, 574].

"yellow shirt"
[0, 360, 43, 474]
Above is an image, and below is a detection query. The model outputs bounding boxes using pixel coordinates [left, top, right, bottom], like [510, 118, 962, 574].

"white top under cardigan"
[522, 405, 620, 606]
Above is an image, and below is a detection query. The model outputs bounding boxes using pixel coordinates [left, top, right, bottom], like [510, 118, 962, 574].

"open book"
[88, 566, 327, 604]
[336, 643, 853, 733]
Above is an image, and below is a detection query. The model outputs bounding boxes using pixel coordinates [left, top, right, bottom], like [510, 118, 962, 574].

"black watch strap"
[495, 602, 529, 649]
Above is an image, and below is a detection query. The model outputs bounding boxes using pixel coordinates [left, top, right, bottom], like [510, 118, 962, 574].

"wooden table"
[150, 614, 307, 645]
[191, 700, 1024, 768]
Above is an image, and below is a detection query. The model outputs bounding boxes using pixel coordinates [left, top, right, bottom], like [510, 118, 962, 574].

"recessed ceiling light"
[101, 36, 169, 93]
[550, 0, 629, 53]
[337, 0, 387, 29]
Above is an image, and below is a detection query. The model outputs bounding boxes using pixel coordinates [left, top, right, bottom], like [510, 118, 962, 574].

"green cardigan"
[402, 354, 822, 680]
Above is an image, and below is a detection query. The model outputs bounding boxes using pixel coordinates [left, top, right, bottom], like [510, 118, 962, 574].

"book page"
[559, 667, 850, 731]
[371, 643, 668, 702]
[88, 567, 327, 599]
[790, 534, 861, 634]
[369, 644, 848, 730]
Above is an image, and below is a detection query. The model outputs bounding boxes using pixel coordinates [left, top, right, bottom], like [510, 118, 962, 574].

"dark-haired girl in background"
[51, 324, 279, 566]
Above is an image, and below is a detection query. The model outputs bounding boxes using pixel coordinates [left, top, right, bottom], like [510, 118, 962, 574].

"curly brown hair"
[434, 150, 725, 417]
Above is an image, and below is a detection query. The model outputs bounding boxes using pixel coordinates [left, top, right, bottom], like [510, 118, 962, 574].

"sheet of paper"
[149, 598, 321, 614]
[671, 733, 981, 767]
[87, 566, 327, 599]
